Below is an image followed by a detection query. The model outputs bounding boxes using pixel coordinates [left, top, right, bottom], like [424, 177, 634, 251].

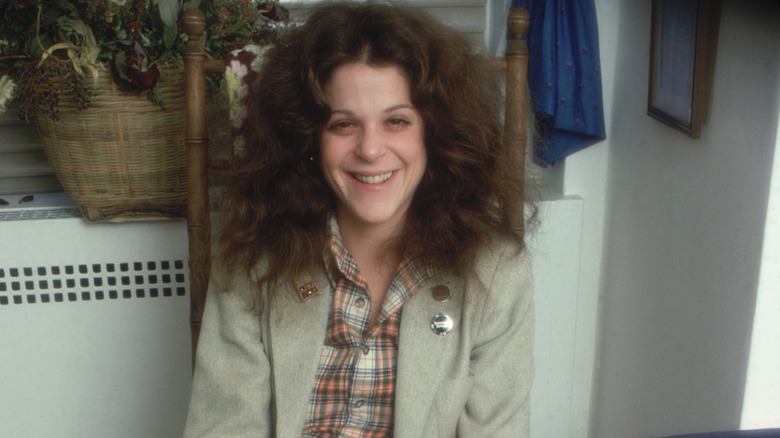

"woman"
[184, 2, 534, 437]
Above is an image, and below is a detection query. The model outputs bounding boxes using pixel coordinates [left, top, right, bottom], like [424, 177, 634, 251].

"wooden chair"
[182, 6, 530, 363]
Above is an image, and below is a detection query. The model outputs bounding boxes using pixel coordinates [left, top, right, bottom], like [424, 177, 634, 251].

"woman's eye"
[328, 120, 354, 131]
[387, 117, 410, 127]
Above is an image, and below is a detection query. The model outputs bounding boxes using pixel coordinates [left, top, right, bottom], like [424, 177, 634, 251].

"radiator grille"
[0, 259, 188, 306]
[0, 207, 82, 221]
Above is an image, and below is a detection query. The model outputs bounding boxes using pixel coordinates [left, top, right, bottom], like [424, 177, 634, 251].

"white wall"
[740, 86, 780, 429]
[587, 1, 780, 437]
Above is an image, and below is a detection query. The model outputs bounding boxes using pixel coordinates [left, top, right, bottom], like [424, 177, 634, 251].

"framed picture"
[647, 0, 720, 138]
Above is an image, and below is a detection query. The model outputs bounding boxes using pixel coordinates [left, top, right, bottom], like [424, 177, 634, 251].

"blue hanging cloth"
[512, 0, 607, 166]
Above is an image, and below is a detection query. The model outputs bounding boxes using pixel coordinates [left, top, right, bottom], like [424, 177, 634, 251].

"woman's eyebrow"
[329, 104, 415, 115]
[328, 108, 353, 116]
[384, 104, 415, 113]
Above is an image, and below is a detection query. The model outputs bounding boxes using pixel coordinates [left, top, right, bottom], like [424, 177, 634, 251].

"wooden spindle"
[182, 7, 224, 368]
[504, 6, 530, 239]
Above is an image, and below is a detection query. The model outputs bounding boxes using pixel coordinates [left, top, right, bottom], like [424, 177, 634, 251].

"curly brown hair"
[217, 1, 526, 290]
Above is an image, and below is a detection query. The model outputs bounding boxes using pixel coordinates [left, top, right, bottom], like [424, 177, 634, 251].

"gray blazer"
[184, 239, 534, 437]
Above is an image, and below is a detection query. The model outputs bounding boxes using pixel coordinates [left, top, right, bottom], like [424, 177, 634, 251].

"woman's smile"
[352, 171, 394, 185]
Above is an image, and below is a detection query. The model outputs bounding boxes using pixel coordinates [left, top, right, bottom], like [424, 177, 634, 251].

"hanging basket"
[35, 64, 189, 222]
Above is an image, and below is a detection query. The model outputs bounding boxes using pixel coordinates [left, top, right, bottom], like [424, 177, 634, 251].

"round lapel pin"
[431, 285, 450, 302]
[430, 312, 454, 336]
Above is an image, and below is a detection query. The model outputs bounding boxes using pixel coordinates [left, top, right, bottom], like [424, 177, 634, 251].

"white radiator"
[0, 193, 192, 438]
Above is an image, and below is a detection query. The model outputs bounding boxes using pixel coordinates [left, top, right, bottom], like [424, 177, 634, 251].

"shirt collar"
[322, 214, 430, 294]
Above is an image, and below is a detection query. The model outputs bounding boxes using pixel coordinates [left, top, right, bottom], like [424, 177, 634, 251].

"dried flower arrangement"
[0, 0, 288, 120]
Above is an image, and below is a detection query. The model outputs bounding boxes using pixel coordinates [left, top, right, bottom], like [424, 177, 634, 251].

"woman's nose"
[354, 126, 385, 162]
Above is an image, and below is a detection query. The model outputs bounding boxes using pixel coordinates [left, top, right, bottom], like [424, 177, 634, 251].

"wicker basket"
[35, 65, 189, 221]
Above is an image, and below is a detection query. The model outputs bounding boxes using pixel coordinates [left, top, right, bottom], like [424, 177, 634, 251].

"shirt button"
[362, 345, 370, 355]
[354, 400, 364, 408]
[355, 298, 366, 307]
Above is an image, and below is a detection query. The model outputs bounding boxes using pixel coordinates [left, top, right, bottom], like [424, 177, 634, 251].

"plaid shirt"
[301, 219, 429, 437]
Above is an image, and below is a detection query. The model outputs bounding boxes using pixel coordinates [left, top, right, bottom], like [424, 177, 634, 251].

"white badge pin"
[430, 312, 454, 336]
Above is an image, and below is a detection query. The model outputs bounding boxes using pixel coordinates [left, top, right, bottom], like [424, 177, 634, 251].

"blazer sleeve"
[458, 244, 535, 437]
[183, 275, 273, 438]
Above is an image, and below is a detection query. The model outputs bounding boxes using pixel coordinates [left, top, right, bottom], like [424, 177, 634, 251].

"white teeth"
[354, 171, 393, 184]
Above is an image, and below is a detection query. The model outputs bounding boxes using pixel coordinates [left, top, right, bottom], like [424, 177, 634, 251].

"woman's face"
[319, 62, 427, 235]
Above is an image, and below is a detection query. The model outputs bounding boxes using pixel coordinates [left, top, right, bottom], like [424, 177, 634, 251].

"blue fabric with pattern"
[512, 0, 607, 166]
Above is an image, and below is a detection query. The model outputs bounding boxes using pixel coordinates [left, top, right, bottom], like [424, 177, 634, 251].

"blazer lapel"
[394, 275, 464, 437]
[268, 269, 331, 438]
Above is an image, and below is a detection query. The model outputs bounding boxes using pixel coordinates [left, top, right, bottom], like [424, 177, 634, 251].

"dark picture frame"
[647, 0, 720, 138]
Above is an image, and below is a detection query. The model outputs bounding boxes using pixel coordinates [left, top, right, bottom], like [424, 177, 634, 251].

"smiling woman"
[184, 2, 535, 437]
[319, 62, 428, 328]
